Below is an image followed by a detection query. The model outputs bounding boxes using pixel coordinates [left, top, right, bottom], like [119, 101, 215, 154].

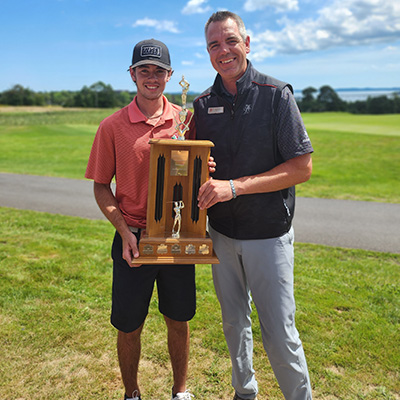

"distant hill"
[335, 87, 400, 92]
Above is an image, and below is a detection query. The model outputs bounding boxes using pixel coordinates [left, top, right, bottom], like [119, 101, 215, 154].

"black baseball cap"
[129, 39, 172, 71]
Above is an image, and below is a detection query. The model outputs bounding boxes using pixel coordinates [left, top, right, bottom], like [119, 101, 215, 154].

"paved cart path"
[1, 173, 399, 254]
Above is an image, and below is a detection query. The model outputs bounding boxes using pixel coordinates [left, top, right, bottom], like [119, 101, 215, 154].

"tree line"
[296, 85, 400, 114]
[0, 82, 132, 109]
[1, 82, 399, 114]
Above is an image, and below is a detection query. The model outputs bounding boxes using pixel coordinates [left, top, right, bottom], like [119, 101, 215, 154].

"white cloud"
[182, 60, 195, 65]
[249, 0, 400, 60]
[132, 18, 180, 34]
[384, 46, 397, 52]
[250, 48, 277, 61]
[182, 0, 212, 15]
[244, 0, 299, 12]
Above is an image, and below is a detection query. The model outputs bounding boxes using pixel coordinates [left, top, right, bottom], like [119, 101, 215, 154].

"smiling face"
[130, 64, 172, 102]
[206, 17, 250, 94]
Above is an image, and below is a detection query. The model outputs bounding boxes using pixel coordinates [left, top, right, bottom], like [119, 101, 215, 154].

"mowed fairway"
[301, 112, 400, 202]
[0, 107, 399, 202]
[0, 107, 115, 179]
[303, 112, 400, 137]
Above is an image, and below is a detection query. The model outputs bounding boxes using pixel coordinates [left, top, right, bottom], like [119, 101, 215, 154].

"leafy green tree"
[33, 92, 46, 106]
[366, 95, 395, 114]
[71, 85, 93, 107]
[50, 90, 75, 106]
[90, 81, 116, 108]
[66, 81, 122, 108]
[347, 100, 368, 114]
[298, 86, 318, 112]
[0, 84, 36, 105]
[317, 85, 346, 112]
[393, 94, 400, 113]
[115, 90, 132, 107]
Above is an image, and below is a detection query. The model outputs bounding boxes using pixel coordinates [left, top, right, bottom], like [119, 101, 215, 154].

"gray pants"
[209, 226, 312, 400]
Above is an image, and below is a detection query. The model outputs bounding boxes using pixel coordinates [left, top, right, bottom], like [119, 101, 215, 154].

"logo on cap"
[140, 45, 162, 58]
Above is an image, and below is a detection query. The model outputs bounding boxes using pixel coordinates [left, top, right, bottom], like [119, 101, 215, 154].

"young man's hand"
[122, 233, 142, 268]
[208, 156, 216, 174]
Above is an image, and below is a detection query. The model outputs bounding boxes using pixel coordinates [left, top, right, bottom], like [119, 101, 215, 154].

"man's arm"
[197, 153, 312, 210]
[93, 182, 141, 267]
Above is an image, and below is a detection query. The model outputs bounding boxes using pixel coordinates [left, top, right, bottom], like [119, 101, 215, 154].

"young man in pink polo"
[86, 39, 200, 400]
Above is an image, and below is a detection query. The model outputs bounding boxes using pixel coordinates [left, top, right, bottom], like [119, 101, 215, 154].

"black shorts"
[110, 231, 196, 333]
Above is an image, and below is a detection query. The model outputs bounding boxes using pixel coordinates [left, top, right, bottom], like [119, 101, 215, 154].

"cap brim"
[130, 60, 172, 71]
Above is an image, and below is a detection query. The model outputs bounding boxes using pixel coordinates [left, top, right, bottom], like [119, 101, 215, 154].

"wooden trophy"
[136, 76, 219, 264]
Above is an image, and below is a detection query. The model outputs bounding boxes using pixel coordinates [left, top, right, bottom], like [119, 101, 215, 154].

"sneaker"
[233, 394, 257, 400]
[124, 390, 141, 400]
[171, 390, 194, 400]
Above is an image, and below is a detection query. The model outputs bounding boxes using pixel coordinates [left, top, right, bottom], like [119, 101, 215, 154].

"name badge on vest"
[208, 107, 224, 114]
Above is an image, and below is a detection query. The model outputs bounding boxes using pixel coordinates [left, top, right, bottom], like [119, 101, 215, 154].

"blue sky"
[1, 0, 400, 94]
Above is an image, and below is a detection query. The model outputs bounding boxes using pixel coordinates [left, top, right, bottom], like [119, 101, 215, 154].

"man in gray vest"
[195, 11, 314, 400]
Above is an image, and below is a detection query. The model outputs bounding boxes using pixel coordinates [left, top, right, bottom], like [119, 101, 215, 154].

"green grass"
[0, 107, 114, 179]
[0, 108, 399, 202]
[0, 107, 118, 126]
[302, 112, 400, 137]
[1, 107, 399, 399]
[1, 208, 399, 400]
[300, 128, 399, 202]
[0, 124, 97, 178]
[299, 112, 400, 202]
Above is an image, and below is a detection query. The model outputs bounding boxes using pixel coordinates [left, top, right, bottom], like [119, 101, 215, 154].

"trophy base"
[136, 233, 219, 265]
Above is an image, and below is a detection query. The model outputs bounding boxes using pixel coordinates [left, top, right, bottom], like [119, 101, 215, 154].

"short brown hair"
[205, 11, 247, 44]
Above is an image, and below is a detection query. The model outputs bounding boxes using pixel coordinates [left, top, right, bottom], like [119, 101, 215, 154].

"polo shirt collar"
[128, 95, 174, 126]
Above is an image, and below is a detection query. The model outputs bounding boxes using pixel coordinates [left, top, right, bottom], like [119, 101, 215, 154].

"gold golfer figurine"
[173, 76, 193, 141]
[172, 200, 184, 238]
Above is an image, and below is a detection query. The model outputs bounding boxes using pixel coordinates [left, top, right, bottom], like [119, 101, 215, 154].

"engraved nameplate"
[199, 244, 210, 255]
[157, 244, 168, 254]
[171, 244, 181, 254]
[170, 150, 189, 176]
[143, 245, 154, 255]
[185, 244, 196, 255]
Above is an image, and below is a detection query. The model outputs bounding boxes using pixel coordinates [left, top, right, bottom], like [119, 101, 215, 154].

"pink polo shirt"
[85, 96, 195, 228]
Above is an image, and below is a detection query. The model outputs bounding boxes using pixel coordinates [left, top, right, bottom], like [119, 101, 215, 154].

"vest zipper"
[231, 92, 239, 119]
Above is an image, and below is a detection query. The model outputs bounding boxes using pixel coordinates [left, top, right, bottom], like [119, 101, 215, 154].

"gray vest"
[194, 62, 295, 239]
